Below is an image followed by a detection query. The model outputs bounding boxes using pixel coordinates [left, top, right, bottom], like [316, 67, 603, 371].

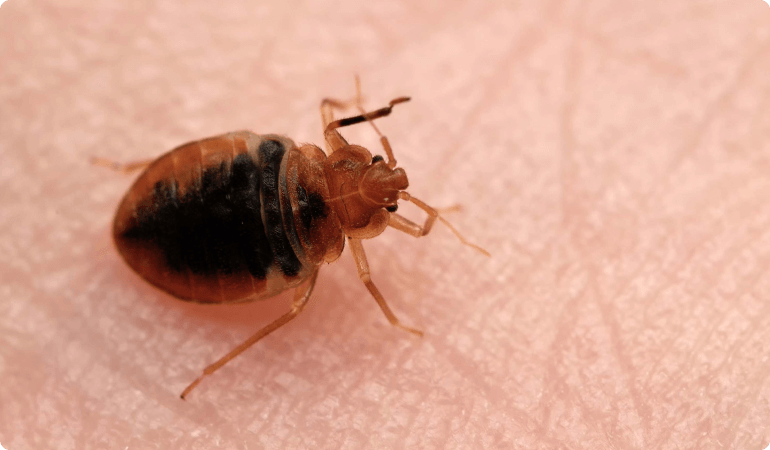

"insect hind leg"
[179, 269, 320, 399]
[91, 156, 153, 174]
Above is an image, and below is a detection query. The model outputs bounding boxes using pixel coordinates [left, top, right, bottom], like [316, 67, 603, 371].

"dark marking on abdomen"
[259, 139, 302, 277]
[121, 152, 274, 280]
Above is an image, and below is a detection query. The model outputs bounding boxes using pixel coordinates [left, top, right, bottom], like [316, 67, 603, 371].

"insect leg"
[323, 97, 410, 157]
[321, 75, 365, 128]
[389, 193, 491, 257]
[320, 76, 365, 153]
[180, 269, 320, 400]
[90, 157, 154, 174]
[348, 237, 423, 337]
[435, 204, 463, 215]
[345, 78, 400, 168]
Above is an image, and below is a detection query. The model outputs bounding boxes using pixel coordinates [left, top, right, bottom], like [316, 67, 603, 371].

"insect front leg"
[320, 76, 365, 153]
[348, 237, 423, 337]
[388, 194, 438, 237]
[323, 97, 410, 156]
[180, 269, 320, 400]
[390, 193, 491, 257]
[321, 75, 365, 128]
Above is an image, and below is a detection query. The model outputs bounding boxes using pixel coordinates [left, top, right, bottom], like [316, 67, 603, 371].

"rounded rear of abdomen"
[113, 131, 312, 304]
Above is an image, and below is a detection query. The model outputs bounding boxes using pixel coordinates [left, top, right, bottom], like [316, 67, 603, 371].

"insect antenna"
[394, 192, 490, 257]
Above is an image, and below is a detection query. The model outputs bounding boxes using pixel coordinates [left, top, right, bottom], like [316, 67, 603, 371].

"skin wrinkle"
[747, 81, 770, 169]
[658, 39, 770, 192]
[553, 41, 770, 258]
[731, 346, 770, 449]
[438, 344, 566, 447]
[33, 291, 246, 443]
[428, 19, 550, 180]
[589, 269, 650, 448]
[354, 2, 508, 94]
[695, 245, 770, 435]
[671, 223, 770, 380]
[613, 175, 740, 404]
[534, 0, 607, 440]
[579, 29, 687, 79]
[604, 0, 744, 38]
[721, 301, 770, 448]
[536, 217, 656, 442]
[639, 180, 770, 390]
[574, 171, 752, 357]
[649, 302, 765, 446]
[535, 267, 590, 435]
[397, 367, 438, 447]
[471, 161, 581, 332]
[606, 182, 770, 444]
[453, 398, 477, 448]
[288, 348, 369, 444]
[558, 0, 583, 228]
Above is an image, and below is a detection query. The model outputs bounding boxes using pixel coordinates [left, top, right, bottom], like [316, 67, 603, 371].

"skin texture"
[1, 0, 770, 449]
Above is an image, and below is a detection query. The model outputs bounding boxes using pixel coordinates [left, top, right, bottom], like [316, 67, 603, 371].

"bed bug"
[99, 79, 488, 399]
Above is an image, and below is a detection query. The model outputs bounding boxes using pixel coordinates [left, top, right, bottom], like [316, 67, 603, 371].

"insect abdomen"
[113, 132, 313, 303]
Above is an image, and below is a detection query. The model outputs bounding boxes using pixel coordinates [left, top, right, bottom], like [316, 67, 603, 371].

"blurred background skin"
[2, 0, 770, 448]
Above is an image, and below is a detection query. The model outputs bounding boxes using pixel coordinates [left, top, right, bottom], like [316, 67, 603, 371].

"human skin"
[2, 0, 770, 449]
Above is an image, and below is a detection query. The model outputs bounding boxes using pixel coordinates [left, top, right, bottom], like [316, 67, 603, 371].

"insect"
[100, 79, 488, 399]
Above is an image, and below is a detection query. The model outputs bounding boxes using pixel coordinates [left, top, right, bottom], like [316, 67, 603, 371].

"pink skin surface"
[2, 0, 770, 449]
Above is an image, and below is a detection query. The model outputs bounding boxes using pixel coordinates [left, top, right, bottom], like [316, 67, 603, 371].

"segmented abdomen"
[113, 131, 312, 303]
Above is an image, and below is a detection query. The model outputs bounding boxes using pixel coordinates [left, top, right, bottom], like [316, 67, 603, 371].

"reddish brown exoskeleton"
[98, 79, 488, 399]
